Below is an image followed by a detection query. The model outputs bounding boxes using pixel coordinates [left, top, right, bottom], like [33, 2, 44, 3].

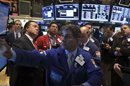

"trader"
[0, 24, 103, 86]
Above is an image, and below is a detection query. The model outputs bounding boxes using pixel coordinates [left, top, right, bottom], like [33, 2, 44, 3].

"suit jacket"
[6, 31, 16, 45]
[83, 40, 99, 57]
[82, 40, 101, 65]
[14, 47, 103, 86]
[110, 34, 130, 66]
[101, 34, 115, 64]
[9, 35, 45, 86]
[35, 34, 62, 50]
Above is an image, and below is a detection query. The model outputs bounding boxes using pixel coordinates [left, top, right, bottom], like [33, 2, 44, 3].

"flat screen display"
[42, 5, 54, 20]
[110, 6, 130, 24]
[0, 2, 9, 36]
[81, 4, 110, 22]
[55, 4, 79, 20]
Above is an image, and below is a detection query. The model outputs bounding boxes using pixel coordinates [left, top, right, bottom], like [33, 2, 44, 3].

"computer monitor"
[55, 4, 79, 20]
[40, 25, 48, 31]
[110, 6, 130, 24]
[0, 1, 9, 36]
[42, 5, 54, 20]
[81, 4, 110, 22]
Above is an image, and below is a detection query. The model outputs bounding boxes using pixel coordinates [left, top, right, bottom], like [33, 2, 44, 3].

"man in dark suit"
[6, 20, 22, 46]
[113, 24, 130, 86]
[80, 26, 101, 66]
[82, 23, 100, 48]
[0, 24, 103, 86]
[8, 21, 45, 86]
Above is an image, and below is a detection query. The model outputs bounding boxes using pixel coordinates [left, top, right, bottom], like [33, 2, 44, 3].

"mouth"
[35, 31, 39, 34]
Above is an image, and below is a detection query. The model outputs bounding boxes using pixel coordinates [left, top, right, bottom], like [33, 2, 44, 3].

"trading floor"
[0, 67, 9, 86]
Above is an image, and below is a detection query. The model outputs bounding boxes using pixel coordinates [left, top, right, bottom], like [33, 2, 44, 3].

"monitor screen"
[55, 4, 79, 20]
[110, 6, 130, 24]
[0, 2, 9, 36]
[40, 25, 48, 31]
[81, 4, 110, 22]
[42, 5, 54, 20]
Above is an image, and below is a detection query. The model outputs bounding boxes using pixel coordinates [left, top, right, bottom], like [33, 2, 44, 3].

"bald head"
[80, 26, 90, 35]
[80, 26, 90, 43]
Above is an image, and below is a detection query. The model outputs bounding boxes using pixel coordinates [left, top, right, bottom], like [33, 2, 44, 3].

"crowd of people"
[0, 19, 130, 86]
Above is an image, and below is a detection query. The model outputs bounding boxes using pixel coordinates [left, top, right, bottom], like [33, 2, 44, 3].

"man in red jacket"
[35, 22, 62, 51]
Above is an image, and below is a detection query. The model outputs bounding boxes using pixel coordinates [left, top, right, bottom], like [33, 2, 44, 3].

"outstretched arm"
[0, 38, 47, 68]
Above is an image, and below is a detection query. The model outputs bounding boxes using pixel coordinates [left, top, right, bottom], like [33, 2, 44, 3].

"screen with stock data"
[42, 5, 54, 20]
[55, 4, 79, 20]
[81, 4, 110, 22]
[110, 6, 130, 24]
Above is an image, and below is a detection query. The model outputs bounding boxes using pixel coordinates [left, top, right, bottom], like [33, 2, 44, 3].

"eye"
[15, 23, 21, 25]
[121, 27, 127, 30]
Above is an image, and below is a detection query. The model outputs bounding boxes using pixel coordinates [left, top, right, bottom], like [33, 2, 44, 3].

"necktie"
[15, 33, 18, 39]
[67, 53, 73, 69]
[32, 41, 37, 50]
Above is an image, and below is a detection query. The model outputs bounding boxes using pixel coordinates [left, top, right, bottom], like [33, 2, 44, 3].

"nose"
[54, 28, 57, 30]
[36, 27, 39, 31]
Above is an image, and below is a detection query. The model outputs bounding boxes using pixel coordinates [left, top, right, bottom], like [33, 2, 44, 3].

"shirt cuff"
[82, 82, 91, 86]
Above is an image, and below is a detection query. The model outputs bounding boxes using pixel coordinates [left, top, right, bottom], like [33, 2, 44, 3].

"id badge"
[127, 38, 130, 42]
[109, 37, 113, 41]
[83, 46, 90, 51]
[75, 55, 85, 66]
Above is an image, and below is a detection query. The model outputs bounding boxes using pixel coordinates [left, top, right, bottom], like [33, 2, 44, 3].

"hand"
[114, 63, 121, 71]
[103, 43, 111, 50]
[95, 51, 101, 57]
[114, 63, 123, 78]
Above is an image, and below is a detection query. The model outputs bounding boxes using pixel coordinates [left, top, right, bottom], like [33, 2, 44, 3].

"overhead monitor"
[42, 5, 54, 20]
[40, 25, 48, 31]
[81, 4, 110, 22]
[110, 6, 130, 24]
[55, 4, 79, 20]
[0, 1, 9, 36]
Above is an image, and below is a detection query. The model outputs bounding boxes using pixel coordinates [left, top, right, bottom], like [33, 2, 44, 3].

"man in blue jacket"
[0, 24, 103, 86]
